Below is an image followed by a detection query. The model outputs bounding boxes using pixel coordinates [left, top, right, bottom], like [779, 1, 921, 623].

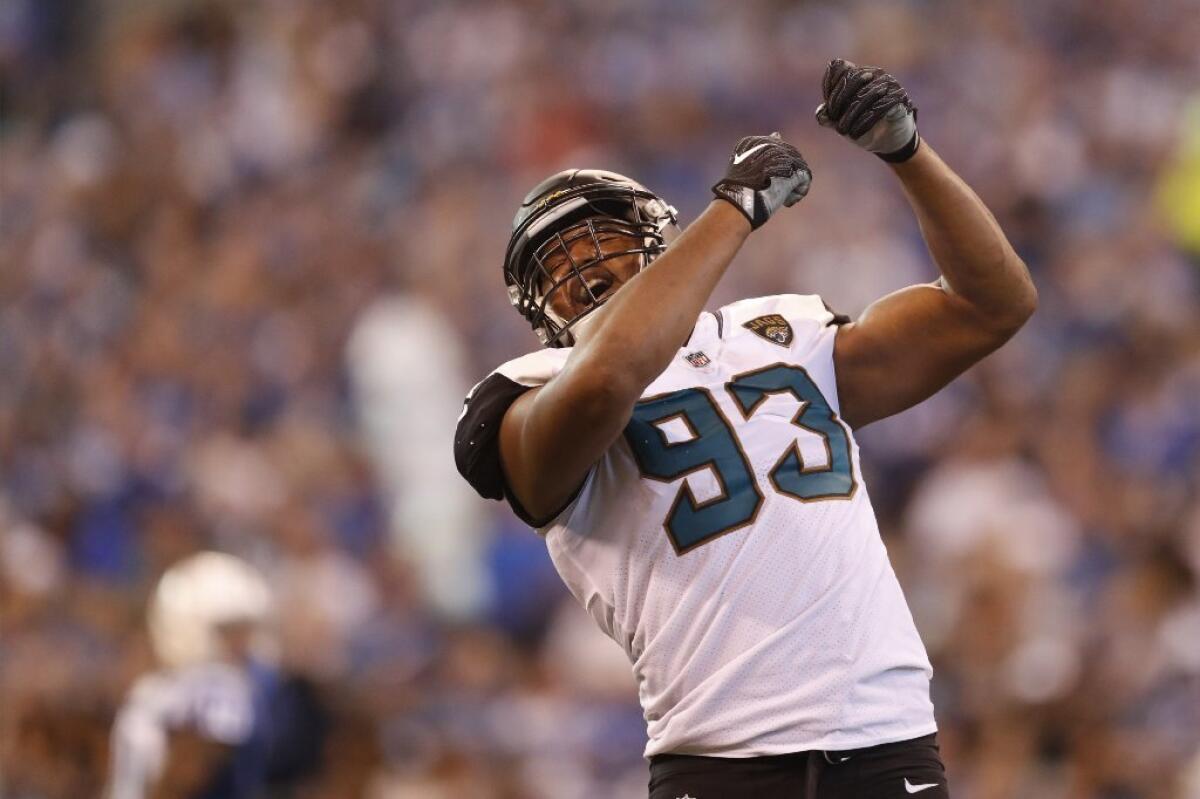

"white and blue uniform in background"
[456, 295, 936, 757]
[108, 660, 279, 799]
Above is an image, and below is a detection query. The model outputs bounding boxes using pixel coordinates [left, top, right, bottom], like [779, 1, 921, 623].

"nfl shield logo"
[685, 351, 711, 368]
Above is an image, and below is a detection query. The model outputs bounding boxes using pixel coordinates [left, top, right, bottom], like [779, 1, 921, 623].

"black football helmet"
[503, 169, 679, 347]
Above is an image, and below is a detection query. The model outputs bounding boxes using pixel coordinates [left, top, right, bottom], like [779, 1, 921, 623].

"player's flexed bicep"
[815, 59, 1038, 428]
[832, 281, 1022, 428]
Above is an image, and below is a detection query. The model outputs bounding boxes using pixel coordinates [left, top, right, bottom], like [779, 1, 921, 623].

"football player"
[455, 60, 1037, 798]
[107, 552, 279, 799]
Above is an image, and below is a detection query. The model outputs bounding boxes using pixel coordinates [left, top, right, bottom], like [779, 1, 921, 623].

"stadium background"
[1, 0, 1199, 796]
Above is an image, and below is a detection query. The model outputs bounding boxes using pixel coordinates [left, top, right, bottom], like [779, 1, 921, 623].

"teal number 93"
[623, 364, 856, 554]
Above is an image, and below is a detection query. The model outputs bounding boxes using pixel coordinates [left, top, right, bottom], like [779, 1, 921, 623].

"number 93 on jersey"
[623, 363, 856, 554]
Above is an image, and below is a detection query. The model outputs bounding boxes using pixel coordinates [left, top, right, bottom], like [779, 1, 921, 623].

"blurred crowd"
[2, 0, 1199, 797]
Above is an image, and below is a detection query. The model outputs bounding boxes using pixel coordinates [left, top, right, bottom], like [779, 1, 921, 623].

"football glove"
[712, 133, 812, 230]
[815, 59, 920, 163]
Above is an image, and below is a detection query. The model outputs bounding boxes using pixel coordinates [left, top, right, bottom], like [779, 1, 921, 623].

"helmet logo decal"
[534, 188, 572, 212]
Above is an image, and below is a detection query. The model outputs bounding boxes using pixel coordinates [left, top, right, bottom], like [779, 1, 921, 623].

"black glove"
[712, 133, 812, 230]
[815, 59, 920, 163]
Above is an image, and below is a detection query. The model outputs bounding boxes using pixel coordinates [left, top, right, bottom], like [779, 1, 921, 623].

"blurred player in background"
[106, 552, 313, 799]
[456, 61, 1037, 798]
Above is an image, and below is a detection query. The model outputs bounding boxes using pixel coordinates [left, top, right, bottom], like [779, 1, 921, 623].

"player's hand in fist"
[712, 133, 812, 230]
[816, 59, 920, 163]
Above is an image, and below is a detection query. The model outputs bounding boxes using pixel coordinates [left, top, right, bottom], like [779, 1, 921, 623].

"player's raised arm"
[815, 59, 1038, 428]
[494, 137, 811, 522]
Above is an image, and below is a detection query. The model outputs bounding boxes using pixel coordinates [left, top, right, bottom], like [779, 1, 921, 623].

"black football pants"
[648, 733, 949, 799]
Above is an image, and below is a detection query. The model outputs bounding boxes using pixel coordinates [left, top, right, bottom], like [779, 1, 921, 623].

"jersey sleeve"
[454, 349, 569, 526]
[455, 372, 531, 503]
[822, 299, 853, 326]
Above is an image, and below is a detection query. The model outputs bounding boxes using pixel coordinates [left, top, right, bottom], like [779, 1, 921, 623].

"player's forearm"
[495, 138, 809, 522]
[569, 201, 751, 391]
[891, 144, 1037, 332]
[498, 203, 750, 522]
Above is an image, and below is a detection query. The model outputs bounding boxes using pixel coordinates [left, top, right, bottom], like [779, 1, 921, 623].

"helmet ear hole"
[661, 223, 682, 246]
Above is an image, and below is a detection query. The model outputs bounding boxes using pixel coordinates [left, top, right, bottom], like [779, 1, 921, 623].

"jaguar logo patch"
[743, 314, 793, 347]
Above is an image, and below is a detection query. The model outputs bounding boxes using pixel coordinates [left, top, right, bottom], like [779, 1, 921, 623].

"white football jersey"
[455, 294, 935, 757]
[107, 663, 254, 799]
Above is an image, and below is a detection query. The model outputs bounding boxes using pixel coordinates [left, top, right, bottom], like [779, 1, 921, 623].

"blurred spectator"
[1, 0, 1198, 797]
[348, 294, 490, 619]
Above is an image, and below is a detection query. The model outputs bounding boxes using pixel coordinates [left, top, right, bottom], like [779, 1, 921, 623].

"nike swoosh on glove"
[815, 59, 920, 163]
[712, 133, 812, 230]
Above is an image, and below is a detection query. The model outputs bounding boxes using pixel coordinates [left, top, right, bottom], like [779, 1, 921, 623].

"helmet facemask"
[523, 216, 667, 347]
[506, 182, 678, 347]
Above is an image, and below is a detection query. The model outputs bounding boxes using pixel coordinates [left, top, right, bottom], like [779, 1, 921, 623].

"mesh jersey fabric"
[455, 294, 936, 757]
